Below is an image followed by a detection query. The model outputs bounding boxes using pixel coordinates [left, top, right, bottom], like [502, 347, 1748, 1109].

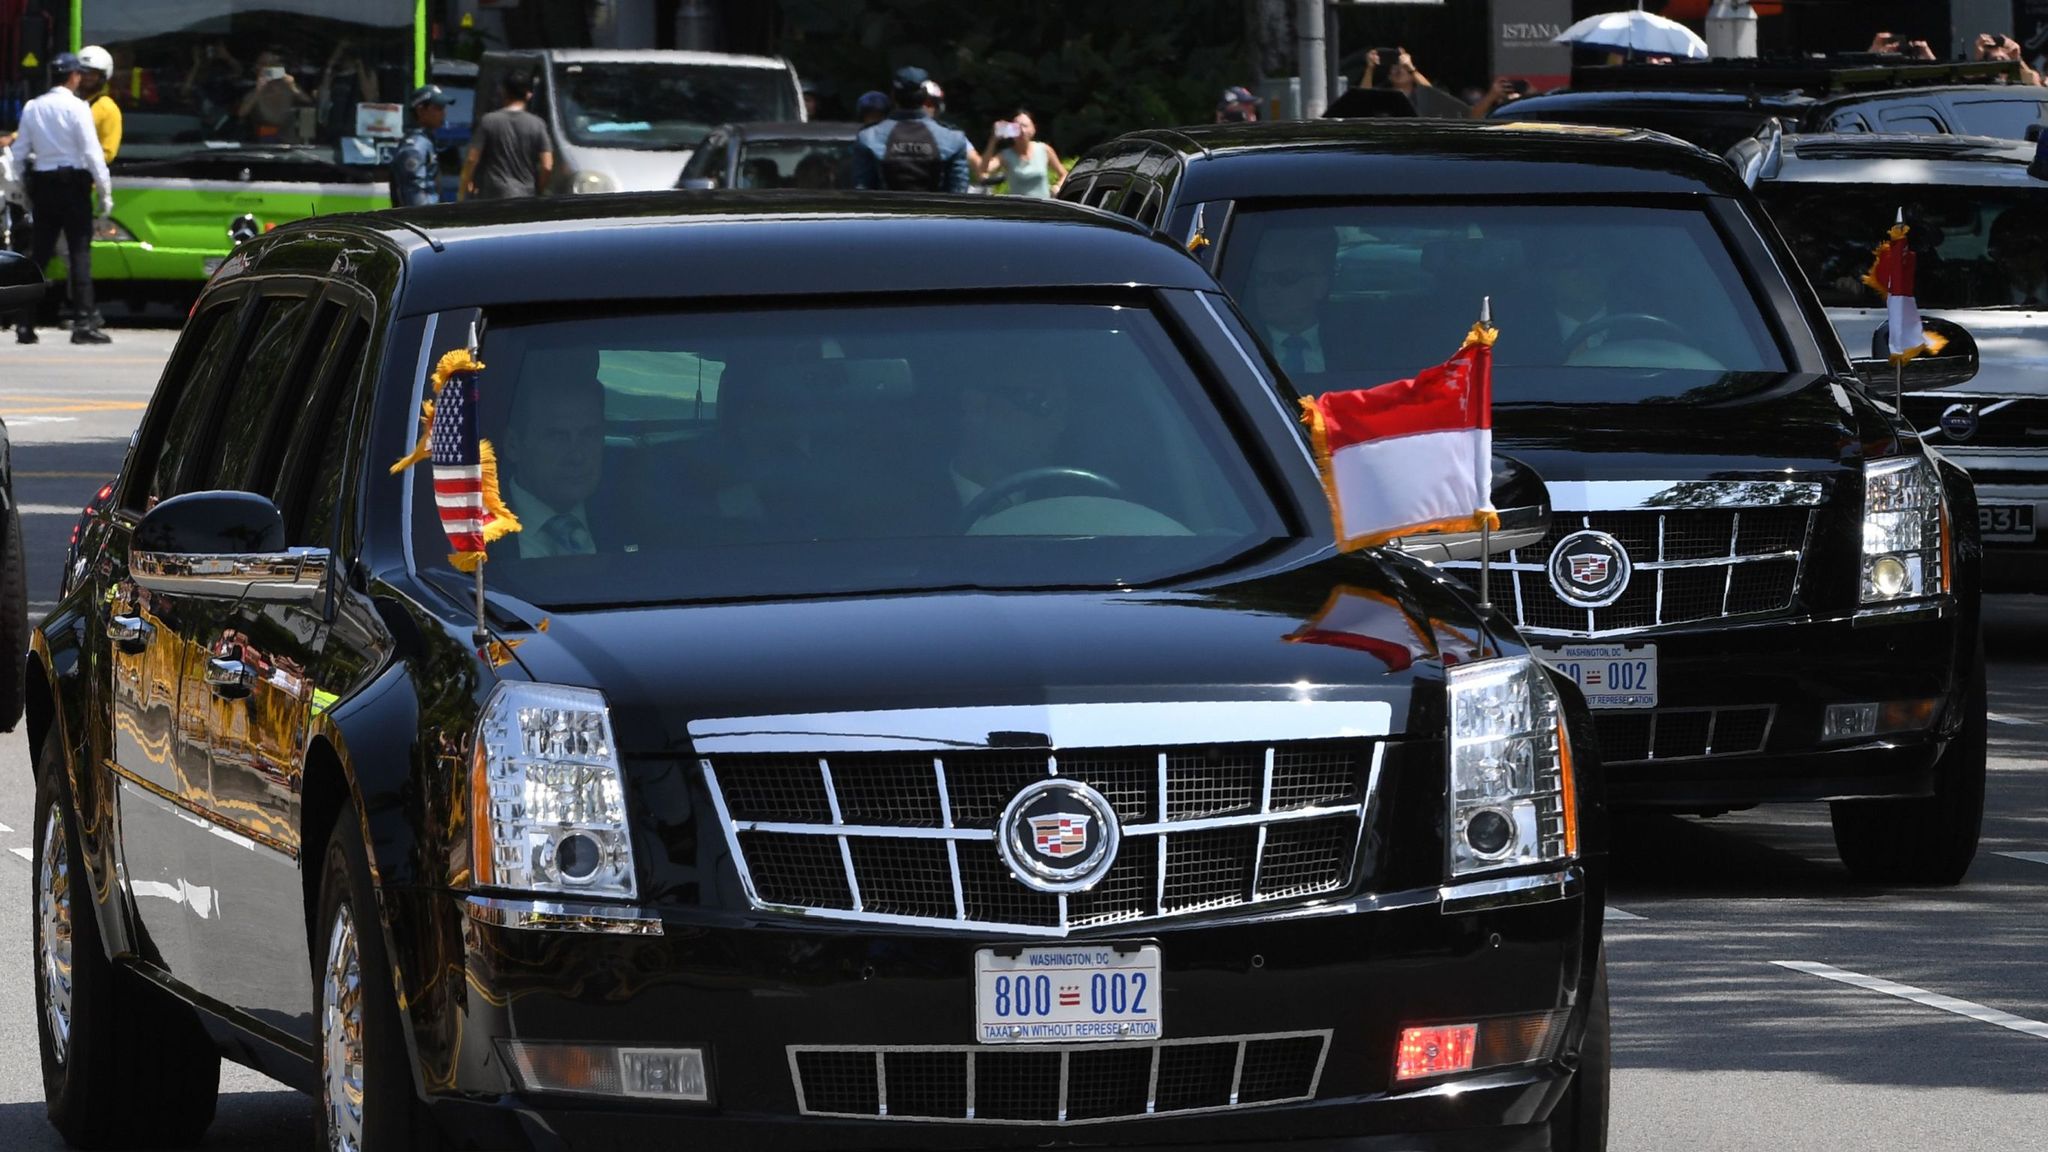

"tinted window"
[412, 303, 1286, 607]
[735, 139, 847, 190]
[551, 61, 796, 150]
[277, 319, 371, 548]
[1217, 203, 1787, 404]
[200, 296, 321, 492]
[1880, 111, 1944, 135]
[1948, 96, 2048, 141]
[132, 304, 243, 510]
[1757, 182, 2048, 310]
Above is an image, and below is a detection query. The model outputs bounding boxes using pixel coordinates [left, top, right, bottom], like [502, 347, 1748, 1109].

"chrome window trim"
[399, 313, 438, 580]
[688, 700, 1393, 755]
[788, 1030, 1333, 1125]
[1194, 290, 1319, 473]
[462, 895, 664, 936]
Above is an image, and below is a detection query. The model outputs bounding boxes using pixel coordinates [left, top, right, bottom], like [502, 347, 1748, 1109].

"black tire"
[0, 502, 28, 731]
[32, 728, 220, 1148]
[1831, 645, 1987, 886]
[1548, 946, 1610, 1152]
[314, 805, 445, 1151]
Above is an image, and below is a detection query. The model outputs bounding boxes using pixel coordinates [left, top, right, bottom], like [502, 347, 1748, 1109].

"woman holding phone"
[978, 111, 1066, 198]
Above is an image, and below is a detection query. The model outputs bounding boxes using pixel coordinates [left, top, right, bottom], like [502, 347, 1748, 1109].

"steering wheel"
[960, 467, 1122, 530]
[1565, 312, 1697, 356]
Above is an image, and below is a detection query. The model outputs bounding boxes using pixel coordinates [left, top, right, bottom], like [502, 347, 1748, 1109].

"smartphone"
[995, 121, 1021, 139]
[261, 66, 286, 82]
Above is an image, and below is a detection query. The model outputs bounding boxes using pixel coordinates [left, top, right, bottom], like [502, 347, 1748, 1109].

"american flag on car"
[390, 348, 521, 571]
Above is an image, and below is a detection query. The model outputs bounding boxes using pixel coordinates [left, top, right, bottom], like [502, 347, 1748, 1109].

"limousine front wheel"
[315, 803, 446, 1151]
[33, 729, 220, 1146]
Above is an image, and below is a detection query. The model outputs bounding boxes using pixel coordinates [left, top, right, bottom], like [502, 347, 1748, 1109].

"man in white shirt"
[500, 374, 607, 559]
[7, 53, 114, 345]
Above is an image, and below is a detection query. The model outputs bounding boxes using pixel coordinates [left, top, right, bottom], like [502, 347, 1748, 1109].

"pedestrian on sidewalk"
[7, 52, 114, 345]
[977, 111, 1066, 197]
[463, 68, 553, 199]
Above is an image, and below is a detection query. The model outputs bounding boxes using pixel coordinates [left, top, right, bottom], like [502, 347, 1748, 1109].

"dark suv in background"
[1063, 119, 1988, 886]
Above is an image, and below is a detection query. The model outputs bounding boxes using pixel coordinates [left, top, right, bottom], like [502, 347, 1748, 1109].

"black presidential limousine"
[24, 194, 1607, 1150]
[1062, 120, 1988, 886]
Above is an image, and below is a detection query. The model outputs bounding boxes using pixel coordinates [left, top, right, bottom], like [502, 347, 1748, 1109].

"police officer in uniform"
[390, 85, 454, 208]
[850, 67, 970, 194]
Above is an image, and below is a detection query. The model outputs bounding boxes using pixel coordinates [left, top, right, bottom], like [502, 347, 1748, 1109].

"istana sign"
[1494, 0, 1572, 90]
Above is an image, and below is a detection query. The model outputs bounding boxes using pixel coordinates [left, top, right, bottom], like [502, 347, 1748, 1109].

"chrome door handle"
[107, 614, 147, 649]
[205, 657, 253, 698]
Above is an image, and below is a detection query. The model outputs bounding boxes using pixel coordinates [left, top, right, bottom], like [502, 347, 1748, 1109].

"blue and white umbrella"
[1553, 8, 1711, 60]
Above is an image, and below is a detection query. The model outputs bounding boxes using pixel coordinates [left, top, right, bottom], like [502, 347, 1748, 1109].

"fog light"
[1868, 554, 1909, 599]
[1823, 703, 1879, 742]
[502, 1041, 710, 1101]
[1396, 1024, 1477, 1081]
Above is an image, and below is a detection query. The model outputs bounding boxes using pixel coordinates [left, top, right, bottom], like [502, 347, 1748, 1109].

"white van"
[477, 49, 804, 194]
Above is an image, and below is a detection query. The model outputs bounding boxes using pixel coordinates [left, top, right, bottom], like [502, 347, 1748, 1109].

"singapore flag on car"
[1863, 210, 1941, 362]
[1297, 314, 1500, 552]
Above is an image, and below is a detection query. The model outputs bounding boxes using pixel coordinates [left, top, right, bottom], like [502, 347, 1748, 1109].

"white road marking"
[17, 503, 83, 516]
[1604, 906, 1646, 921]
[1987, 712, 2041, 727]
[0, 822, 11, 834]
[1, 417, 77, 427]
[8, 847, 29, 862]
[1774, 961, 2048, 1040]
[1998, 851, 2048, 866]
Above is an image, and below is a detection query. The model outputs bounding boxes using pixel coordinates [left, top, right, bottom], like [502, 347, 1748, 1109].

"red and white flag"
[1862, 213, 1942, 362]
[1298, 322, 1499, 552]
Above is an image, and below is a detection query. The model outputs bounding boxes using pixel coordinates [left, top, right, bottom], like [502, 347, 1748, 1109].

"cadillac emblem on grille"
[1548, 529, 1633, 609]
[998, 779, 1120, 894]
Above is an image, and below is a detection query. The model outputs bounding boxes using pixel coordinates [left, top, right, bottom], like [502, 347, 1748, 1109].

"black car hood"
[1494, 371, 1876, 482]
[496, 554, 1494, 756]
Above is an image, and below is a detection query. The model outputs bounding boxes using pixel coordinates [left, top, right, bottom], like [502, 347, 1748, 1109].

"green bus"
[13, 1, 428, 308]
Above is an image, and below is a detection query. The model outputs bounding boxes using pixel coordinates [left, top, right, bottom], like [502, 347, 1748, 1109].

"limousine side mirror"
[1856, 315, 1979, 391]
[131, 491, 329, 603]
[0, 250, 46, 310]
[1387, 455, 1551, 564]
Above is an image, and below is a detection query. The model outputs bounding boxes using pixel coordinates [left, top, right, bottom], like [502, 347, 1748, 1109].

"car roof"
[495, 48, 791, 70]
[1761, 132, 2040, 186]
[1097, 118, 1745, 199]
[1507, 89, 1814, 115]
[726, 121, 861, 141]
[265, 192, 1214, 314]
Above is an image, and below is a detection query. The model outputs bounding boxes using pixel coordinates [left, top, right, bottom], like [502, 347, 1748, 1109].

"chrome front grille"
[789, 1031, 1331, 1124]
[1593, 706, 1776, 765]
[1906, 394, 2048, 453]
[704, 742, 1378, 936]
[1449, 508, 1816, 637]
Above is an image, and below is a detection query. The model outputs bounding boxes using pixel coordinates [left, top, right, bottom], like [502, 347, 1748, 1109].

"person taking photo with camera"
[977, 110, 1065, 197]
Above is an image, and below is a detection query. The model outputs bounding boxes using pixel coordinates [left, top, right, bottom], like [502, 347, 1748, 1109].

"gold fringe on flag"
[1860, 222, 1911, 298]
[389, 348, 522, 570]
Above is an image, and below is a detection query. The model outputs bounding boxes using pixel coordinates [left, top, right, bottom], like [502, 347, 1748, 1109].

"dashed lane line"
[1998, 851, 2048, 866]
[18, 503, 86, 516]
[1773, 961, 2048, 1040]
[1988, 712, 2041, 727]
[1604, 906, 1646, 921]
[8, 847, 28, 862]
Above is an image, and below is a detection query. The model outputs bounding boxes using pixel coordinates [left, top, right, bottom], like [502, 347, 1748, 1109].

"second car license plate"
[975, 945, 1162, 1044]
[1535, 643, 1657, 710]
[1979, 503, 2036, 543]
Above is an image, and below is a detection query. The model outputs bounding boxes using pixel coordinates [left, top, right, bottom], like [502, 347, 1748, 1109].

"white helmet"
[77, 46, 113, 77]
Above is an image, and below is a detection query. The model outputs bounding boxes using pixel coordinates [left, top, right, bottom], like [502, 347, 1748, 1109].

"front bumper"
[1558, 606, 1965, 809]
[383, 872, 1596, 1150]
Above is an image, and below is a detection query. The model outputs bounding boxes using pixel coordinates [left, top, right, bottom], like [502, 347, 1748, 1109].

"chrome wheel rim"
[38, 800, 73, 1065]
[321, 903, 366, 1152]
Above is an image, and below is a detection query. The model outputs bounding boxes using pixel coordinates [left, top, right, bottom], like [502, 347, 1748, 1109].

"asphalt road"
[0, 332, 2043, 1150]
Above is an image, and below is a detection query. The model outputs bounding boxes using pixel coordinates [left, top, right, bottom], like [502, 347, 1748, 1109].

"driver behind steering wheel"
[951, 369, 1076, 512]
[1543, 243, 1618, 355]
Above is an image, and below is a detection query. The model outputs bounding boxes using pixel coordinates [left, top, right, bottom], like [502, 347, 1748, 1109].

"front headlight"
[471, 682, 638, 899]
[570, 170, 619, 195]
[1446, 657, 1578, 877]
[1861, 456, 1947, 605]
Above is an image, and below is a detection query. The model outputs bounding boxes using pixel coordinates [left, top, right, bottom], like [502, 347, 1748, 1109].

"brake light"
[1395, 1024, 1477, 1081]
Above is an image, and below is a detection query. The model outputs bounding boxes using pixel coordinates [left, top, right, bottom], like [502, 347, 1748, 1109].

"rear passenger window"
[278, 319, 371, 549]
[1949, 98, 2048, 141]
[130, 303, 243, 511]
[201, 296, 326, 492]
[1880, 109, 1943, 134]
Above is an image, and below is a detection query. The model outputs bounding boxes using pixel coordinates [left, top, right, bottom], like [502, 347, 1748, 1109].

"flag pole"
[467, 319, 489, 646]
[1477, 296, 1493, 613]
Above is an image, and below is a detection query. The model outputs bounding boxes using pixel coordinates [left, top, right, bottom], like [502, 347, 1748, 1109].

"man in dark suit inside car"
[1238, 224, 1370, 381]
[501, 373, 614, 557]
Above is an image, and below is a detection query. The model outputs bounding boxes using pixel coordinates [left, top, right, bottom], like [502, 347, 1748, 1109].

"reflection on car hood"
[492, 555, 1491, 755]
[1494, 372, 1865, 483]
[1829, 306, 2048, 398]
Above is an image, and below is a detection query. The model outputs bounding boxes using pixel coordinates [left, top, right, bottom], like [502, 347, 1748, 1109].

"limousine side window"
[129, 302, 243, 512]
[192, 294, 320, 493]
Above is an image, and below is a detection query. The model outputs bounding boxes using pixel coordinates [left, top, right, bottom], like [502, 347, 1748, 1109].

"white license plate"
[974, 945, 1163, 1044]
[1979, 503, 2036, 543]
[1535, 643, 1657, 710]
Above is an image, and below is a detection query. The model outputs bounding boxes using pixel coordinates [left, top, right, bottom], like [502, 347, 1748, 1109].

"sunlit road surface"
[0, 333, 2044, 1150]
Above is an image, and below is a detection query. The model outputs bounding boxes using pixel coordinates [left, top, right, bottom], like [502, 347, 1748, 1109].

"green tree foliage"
[774, 0, 1251, 157]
